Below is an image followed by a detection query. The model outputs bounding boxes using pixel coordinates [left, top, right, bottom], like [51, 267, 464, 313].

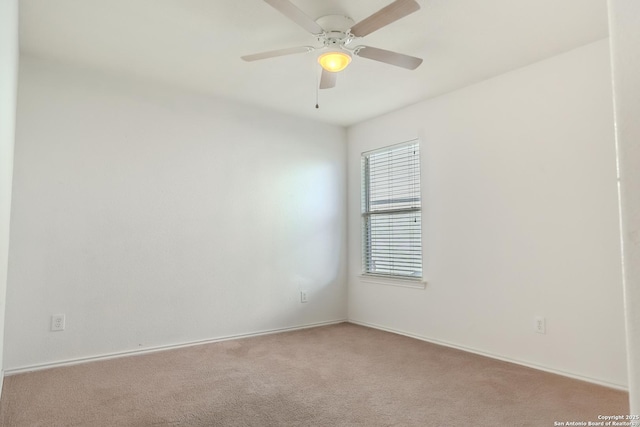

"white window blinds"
[362, 140, 422, 278]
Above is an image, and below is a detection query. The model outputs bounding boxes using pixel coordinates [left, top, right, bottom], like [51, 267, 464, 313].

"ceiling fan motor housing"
[315, 15, 356, 48]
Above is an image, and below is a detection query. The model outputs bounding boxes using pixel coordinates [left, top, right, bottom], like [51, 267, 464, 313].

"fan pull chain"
[315, 66, 320, 109]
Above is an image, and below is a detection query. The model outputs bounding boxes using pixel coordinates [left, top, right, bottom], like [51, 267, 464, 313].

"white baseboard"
[348, 319, 628, 392]
[4, 319, 347, 376]
[5, 318, 626, 392]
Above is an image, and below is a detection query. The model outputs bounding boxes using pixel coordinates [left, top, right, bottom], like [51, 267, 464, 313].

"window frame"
[361, 139, 424, 284]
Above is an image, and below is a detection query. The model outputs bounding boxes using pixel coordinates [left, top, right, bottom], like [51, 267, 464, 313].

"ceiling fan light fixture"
[318, 51, 352, 72]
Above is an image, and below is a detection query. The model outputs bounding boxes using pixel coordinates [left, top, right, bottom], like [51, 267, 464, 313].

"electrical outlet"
[534, 316, 546, 334]
[300, 290, 308, 303]
[51, 314, 65, 332]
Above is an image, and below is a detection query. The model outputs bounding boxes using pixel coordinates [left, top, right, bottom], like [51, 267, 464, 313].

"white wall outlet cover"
[51, 314, 66, 331]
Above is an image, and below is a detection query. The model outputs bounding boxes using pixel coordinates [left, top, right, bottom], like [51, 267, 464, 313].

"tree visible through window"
[361, 140, 422, 278]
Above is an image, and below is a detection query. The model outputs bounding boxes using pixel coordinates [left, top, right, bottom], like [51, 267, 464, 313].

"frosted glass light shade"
[318, 51, 352, 72]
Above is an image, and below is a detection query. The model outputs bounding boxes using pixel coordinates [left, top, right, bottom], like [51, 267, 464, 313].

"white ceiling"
[19, 0, 609, 127]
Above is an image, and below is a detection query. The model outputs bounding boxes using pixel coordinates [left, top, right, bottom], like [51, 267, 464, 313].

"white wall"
[5, 56, 347, 370]
[0, 0, 19, 392]
[347, 40, 628, 388]
[608, 0, 640, 410]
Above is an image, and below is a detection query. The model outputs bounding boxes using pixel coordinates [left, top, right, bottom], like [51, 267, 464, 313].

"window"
[361, 140, 422, 279]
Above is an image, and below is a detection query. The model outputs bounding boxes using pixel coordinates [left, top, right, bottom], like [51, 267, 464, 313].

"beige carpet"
[0, 323, 629, 426]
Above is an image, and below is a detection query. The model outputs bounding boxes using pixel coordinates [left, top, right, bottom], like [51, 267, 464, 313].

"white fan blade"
[264, 0, 324, 35]
[319, 69, 337, 89]
[355, 46, 423, 70]
[241, 46, 314, 62]
[351, 0, 420, 38]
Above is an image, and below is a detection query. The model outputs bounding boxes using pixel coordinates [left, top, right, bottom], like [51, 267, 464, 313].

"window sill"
[358, 274, 427, 290]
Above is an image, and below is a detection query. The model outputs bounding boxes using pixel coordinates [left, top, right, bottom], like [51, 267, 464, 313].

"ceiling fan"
[241, 0, 423, 90]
